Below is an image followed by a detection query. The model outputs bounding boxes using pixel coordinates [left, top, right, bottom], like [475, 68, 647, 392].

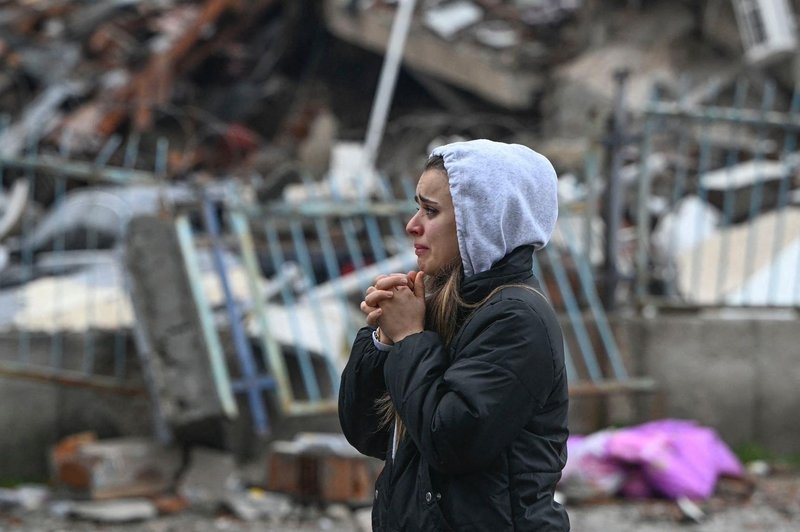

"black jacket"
[339, 247, 569, 531]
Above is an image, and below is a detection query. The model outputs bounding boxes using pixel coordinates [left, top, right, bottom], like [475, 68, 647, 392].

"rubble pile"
[0, 432, 375, 531]
[0, 0, 313, 179]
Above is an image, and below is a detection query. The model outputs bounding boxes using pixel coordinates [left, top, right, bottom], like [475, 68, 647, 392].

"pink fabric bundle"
[560, 419, 744, 500]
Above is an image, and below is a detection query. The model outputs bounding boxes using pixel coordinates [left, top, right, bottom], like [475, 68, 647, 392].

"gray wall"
[1, 310, 799, 481]
[619, 309, 800, 455]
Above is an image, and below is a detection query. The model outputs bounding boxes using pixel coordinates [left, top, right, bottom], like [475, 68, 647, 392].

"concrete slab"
[628, 315, 758, 448]
[323, 0, 543, 109]
[623, 311, 800, 456]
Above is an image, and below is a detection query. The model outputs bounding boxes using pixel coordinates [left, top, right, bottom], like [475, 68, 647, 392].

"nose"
[406, 210, 422, 236]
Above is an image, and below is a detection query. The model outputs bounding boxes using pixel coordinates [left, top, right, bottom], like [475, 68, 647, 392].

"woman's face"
[406, 169, 460, 276]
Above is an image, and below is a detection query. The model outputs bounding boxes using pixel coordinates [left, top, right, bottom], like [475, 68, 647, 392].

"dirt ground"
[1, 472, 798, 531]
[567, 473, 800, 532]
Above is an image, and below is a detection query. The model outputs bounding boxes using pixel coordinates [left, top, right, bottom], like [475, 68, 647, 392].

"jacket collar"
[460, 245, 538, 305]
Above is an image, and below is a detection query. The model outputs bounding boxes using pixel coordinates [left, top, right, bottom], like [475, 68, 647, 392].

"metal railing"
[634, 79, 800, 307]
[0, 120, 164, 395]
[0, 115, 650, 436]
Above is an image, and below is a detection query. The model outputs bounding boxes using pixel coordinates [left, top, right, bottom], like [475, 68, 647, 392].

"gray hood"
[430, 139, 558, 278]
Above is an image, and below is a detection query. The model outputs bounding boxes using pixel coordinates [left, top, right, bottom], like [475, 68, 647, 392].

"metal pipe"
[264, 219, 322, 402]
[604, 69, 630, 309]
[363, 0, 418, 173]
[645, 102, 800, 130]
[229, 211, 293, 414]
[202, 195, 272, 434]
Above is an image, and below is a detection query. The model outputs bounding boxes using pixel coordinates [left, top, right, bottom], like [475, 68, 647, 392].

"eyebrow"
[415, 194, 439, 205]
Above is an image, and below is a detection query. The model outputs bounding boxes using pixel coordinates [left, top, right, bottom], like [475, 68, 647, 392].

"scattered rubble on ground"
[0, 431, 378, 531]
[1, 428, 799, 531]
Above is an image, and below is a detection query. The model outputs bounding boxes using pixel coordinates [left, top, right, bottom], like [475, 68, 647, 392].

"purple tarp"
[559, 419, 744, 500]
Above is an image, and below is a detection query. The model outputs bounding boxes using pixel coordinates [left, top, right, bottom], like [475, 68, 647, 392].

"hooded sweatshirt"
[431, 139, 558, 277]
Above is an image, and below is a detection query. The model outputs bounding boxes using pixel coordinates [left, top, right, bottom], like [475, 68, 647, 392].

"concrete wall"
[619, 308, 800, 455]
[0, 331, 153, 481]
[1, 309, 799, 480]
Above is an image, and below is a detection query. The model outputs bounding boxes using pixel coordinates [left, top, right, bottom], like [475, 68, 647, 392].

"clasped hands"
[360, 271, 426, 344]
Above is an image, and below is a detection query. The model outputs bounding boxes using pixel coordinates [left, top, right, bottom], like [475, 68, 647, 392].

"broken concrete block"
[324, 1, 543, 109]
[125, 216, 232, 430]
[50, 435, 181, 499]
[68, 499, 158, 523]
[177, 447, 240, 507]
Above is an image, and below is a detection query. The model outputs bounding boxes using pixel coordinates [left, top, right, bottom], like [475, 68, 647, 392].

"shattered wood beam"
[133, 0, 241, 131]
[72, 0, 276, 140]
[89, 0, 244, 136]
[179, 0, 277, 75]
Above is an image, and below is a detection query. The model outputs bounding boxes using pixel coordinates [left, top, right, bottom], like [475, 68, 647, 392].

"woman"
[339, 139, 569, 531]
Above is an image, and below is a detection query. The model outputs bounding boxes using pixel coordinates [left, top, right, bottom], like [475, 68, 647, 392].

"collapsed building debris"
[0, 4, 799, 532]
[125, 215, 237, 434]
[33, 431, 375, 529]
[0, 0, 298, 177]
[50, 432, 181, 500]
[323, 0, 582, 110]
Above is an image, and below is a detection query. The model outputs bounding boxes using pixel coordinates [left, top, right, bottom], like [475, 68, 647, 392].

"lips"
[414, 244, 429, 256]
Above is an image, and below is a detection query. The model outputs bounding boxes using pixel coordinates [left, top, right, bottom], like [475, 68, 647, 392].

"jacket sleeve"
[384, 298, 559, 474]
[338, 327, 391, 460]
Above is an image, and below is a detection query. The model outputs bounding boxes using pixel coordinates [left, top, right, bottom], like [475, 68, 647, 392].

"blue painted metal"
[532, 257, 578, 383]
[288, 219, 341, 393]
[635, 108, 656, 300]
[639, 78, 799, 307]
[688, 115, 713, 300]
[544, 242, 602, 381]
[741, 81, 776, 294]
[48, 130, 72, 374]
[228, 210, 296, 413]
[264, 218, 322, 402]
[558, 222, 628, 379]
[715, 79, 750, 300]
[202, 195, 274, 434]
[769, 88, 800, 303]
